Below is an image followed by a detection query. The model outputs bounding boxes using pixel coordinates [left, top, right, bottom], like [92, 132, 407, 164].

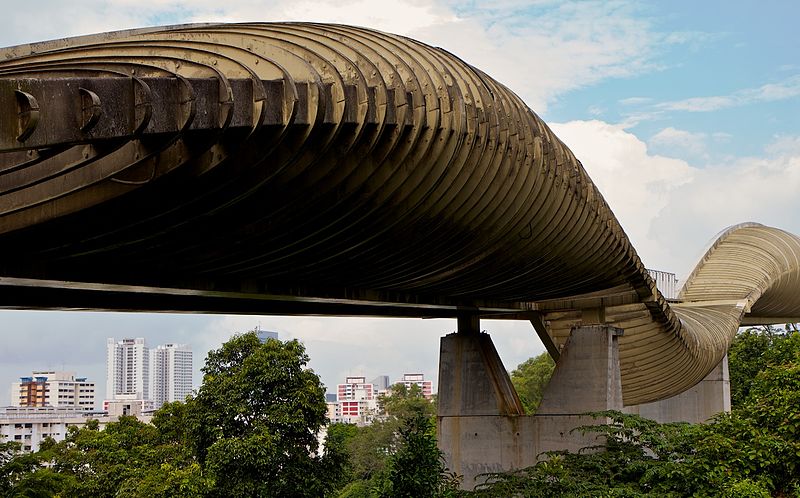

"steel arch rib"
[1, 24, 799, 405]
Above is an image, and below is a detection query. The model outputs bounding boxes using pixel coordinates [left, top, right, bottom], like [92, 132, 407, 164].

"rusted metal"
[79, 87, 102, 132]
[14, 90, 39, 142]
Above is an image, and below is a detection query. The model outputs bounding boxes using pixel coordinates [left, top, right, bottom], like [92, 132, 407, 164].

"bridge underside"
[0, 275, 532, 317]
[1, 23, 800, 407]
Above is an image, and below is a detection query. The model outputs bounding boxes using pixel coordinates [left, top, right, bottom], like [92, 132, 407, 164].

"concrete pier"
[438, 323, 625, 489]
[534, 325, 624, 454]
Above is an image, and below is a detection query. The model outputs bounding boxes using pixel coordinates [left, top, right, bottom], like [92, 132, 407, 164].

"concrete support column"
[437, 323, 625, 489]
[534, 325, 624, 454]
[438, 316, 533, 489]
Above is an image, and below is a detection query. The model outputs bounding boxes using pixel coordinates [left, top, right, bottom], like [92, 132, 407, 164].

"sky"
[1, 0, 798, 406]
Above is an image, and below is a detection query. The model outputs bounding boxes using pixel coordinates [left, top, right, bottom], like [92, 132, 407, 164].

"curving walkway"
[0, 24, 798, 404]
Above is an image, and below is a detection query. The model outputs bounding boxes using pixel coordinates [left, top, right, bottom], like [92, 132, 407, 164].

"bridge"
[2, 23, 799, 487]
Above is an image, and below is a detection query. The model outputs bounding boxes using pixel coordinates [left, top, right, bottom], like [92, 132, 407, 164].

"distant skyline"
[1, 1, 797, 405]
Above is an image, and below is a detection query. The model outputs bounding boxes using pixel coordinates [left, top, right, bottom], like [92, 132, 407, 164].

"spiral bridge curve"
[0, 23, 798, 404]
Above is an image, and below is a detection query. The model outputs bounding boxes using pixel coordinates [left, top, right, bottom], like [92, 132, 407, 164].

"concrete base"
[624, 355, 730, 423]
[437, 329, 527, 489]
[438, 415, 538, 485]
[438, 325, 624, 489]
[534, 325, 624, 454]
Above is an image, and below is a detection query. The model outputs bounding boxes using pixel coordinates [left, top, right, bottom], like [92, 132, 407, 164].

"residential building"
[150, 343, 193, 408]
[334, 376, 380, 425]
[326, 373, 436, 425]
[106, 338, 149, 401]
[10, 371, 96, 412]
[394, 373, 434, 399]
[256, 329, 279, 342]
[102, 395, 154, 413]
[0, 406, 153, 452]
[106, 338, 193, 410]
[337, 376, 377, 402]
[371, 375, 390, 391]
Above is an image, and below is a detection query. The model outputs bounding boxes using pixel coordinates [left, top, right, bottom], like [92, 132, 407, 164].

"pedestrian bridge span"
[0, 23, 798, 405]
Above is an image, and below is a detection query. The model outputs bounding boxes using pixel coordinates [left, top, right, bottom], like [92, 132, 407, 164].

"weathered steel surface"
[0, 23, 798, 404]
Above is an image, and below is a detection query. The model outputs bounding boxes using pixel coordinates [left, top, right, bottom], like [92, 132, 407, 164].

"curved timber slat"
[0, 24, 799, 405]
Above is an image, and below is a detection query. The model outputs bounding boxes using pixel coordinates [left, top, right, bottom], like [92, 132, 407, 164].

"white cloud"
[588, 105, 605, 116]
[0, 0, 669, 115]
[411, 1, 661, 112]
[649, 127, 708, 158]
[658, 95, 735, 113]
[619, 96, 652, 106]
[656, 74, 800, 112]
[711, 132, 732, 141]
[551, 120, 694, 270]
[766, 135, 800, 156]
[551, 120, 800, 279]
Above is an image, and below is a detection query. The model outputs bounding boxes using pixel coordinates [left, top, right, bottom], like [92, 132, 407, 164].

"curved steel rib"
[0, 24, 798, 404]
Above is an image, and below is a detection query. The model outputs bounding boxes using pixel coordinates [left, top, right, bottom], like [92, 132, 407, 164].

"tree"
[728, 325, 800, 406]
[332, 382, 459, 497]
[33, 415, 203, 497]
[343, 418, 399, 485]
[383, 412, 458, 498]
[1, 440, 69, 497]
[677, 361, 800, 496]
[380, 383, 435, 419]
[1, 332, 347, 497]
[185, 332, 339, 497]
[471, 354, 800, 497]
[509, 352, 555, 414]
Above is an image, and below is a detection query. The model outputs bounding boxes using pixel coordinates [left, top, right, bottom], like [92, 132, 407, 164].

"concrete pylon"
[437, 316, 534, 490]
[437, 321, 625, 490]
[534, 325, 624, 454]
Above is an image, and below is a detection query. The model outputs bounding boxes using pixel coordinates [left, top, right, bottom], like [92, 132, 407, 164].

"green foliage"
[325, 423, 360, 489]
[509, 352, 555, 414]
[151, 400, 191, 445]
[1, 440, 70, 497]
[0, 331, 346, 498]
[186, 332, 337, 497]
[728, 325, 800, 406]
[383, 413, 456, 498]
[471, 411, 699, 497]
[345, 417, 399, 483]
[470, 346, 800, 498]
[34, 415, 205, 497]
[677, 361, 800, 496]
[380, 383, 435, 419]
[334, 382, 459, 497]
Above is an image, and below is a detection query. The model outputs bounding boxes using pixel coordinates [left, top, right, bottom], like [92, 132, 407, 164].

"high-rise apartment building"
[106, 338, 149, 401]
[150, 343, 193, 408]
[106, 338, 193, 411]
[326, 373, 436, 426]
[256, 329, 279, 342]
[334, 376, 380, 425]
[10, 371, 95, 412]
[394, 373, 433, 399]
[370, 375, 390, 392]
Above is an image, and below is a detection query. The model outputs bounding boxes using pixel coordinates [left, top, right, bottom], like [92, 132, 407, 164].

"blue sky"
[0, 0, 797, 405]
[549, 1, 799, 162]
